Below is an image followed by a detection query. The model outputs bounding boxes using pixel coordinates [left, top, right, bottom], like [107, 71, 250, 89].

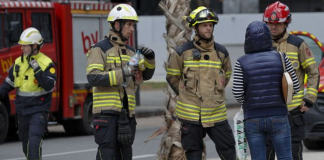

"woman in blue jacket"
[232, 21, 300, 160]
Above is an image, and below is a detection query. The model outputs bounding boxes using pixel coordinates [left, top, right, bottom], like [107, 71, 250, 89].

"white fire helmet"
[18, 27, 43, 45]
[107, 4, 138, 22]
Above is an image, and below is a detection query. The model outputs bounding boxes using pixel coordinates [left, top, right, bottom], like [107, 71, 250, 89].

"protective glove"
[117, 109, 133, 146]
[140, 47, 155, 60]
[122, 64, 134, 77]
[28, 60, 40, 71]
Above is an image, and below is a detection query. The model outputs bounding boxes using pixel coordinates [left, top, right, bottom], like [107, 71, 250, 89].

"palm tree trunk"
[155, 0, 205, 159]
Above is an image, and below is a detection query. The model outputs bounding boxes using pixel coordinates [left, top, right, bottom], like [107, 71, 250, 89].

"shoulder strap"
[214, 42, 224, 69]
[278, 52, 286, 72]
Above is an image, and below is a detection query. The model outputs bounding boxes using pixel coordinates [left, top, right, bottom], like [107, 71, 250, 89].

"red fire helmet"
[263, 1, 291, 23]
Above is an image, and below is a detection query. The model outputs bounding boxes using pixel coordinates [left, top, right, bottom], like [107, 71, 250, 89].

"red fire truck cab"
[0, 1, 136, 143]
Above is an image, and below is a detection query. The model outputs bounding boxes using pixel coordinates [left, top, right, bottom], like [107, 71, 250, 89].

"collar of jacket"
[193, 35, 214, 52]
[273, 32, 289, 43]
[24, 52, 42, 61]
[107, 30, 126, 46]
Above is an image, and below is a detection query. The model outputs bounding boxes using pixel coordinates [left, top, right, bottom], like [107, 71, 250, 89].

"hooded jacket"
[232, 21, 300, 119]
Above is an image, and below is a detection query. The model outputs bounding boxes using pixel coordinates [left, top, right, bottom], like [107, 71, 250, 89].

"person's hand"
[300, 101, 310, 112]
[117, 109, 133, 146]
[28, 60, 40, 70]
[122, 64, 134, 77]
[140, 47, 155, 60]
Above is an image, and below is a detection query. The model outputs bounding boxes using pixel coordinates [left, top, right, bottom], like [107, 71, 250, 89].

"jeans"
[266, 114, 305, 160]
[245, 115, 292, 160]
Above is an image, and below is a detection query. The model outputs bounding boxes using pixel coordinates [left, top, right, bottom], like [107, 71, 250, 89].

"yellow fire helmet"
[18, 27, 43, 45]
[107, 4, 139, 22]
[184, 6, 219, 27]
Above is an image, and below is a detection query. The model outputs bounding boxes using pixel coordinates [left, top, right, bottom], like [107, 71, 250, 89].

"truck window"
[9, 13, 23, 46]
[0, 13, 23, 49]
[31, 13, 53, 43]
[0, 15, 4, 50]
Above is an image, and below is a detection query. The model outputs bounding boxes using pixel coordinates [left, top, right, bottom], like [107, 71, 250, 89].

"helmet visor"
[195, 9, 218, 22]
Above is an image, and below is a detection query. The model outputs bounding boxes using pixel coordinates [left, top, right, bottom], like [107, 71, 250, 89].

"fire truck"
[290, 31, 324, 149]
[0, 1, 136, 143]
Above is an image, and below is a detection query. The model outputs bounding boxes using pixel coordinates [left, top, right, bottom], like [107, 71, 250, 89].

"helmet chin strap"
[112, 20, 128, 42]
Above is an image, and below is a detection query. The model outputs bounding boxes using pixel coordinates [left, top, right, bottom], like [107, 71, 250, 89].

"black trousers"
[266, 114, 305, 160]
[93, 114, 136, 160]
[17, 112, 48, 160]
[181, 120, 236, 160]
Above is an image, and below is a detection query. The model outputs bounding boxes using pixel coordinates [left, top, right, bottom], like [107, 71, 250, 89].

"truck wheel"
[0, 102, 9, 144]
[303, 139, 324, 150]
[75, 97, 94, 135]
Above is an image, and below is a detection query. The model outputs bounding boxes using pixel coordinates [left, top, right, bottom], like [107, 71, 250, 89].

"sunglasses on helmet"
[195, 9, 218, 22]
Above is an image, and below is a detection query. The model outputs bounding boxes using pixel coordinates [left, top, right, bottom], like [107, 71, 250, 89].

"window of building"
[133, 0, 223, 15]
[32, 13, 53, 43]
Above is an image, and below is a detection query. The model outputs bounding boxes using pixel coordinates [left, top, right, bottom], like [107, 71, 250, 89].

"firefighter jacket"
[86, 30, 155, 117]
[166, 35, 232, 128]
[273, 32, 319, 111]
[0, 52, 56, 115]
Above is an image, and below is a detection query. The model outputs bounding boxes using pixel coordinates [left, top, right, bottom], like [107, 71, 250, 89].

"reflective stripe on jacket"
[86, 31, 155, 117]
[166, 36, 232, 128]
[273, 32, 319, 110]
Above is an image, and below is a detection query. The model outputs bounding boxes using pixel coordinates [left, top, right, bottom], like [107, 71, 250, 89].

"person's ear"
[114, 21, 120, 31]
[284, 23, 289, 29]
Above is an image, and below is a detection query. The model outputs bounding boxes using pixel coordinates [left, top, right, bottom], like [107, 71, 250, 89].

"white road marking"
[133, 154, 156, 159]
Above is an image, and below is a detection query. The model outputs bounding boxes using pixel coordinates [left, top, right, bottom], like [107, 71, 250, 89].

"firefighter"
[263, 1, 320, 160]
[0, 27, 56, 160]
[86, 4, 155, 160]
[166, 6, 236, 160]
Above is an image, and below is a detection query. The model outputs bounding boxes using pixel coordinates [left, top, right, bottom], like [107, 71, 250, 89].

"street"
[0, 107, 323, 160]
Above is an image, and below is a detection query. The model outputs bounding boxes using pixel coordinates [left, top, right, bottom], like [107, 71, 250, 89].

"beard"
[201, 33, 212, 40]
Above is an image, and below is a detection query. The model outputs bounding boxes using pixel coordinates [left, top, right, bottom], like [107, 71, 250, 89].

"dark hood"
[244, 21, 273, 54]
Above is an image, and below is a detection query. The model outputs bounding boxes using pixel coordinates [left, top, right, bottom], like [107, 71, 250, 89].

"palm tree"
[146, 0, 202, 159]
